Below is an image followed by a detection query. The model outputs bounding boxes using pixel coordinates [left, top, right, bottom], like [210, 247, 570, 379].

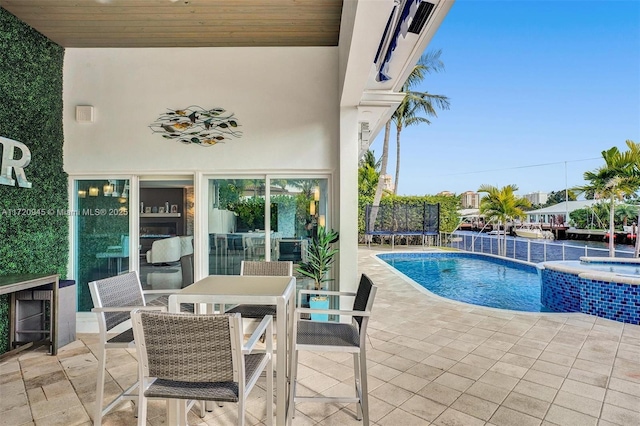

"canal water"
[450, 231, 636, 263]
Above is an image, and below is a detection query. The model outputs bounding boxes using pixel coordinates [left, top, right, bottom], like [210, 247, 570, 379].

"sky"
[369, 0, 640, 197]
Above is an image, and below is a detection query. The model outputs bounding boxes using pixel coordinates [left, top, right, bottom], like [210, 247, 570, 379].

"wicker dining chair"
[131, 310, 273, 426]
[88, 271, 168, 425]
[289, 274, 377, 425]
[225, 260, 293, 320]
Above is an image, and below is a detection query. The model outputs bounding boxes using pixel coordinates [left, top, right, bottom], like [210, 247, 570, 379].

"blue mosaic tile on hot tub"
[540, 267, 639, 324]
[580, 278, 640, 324]
[541, 269, 581, 312]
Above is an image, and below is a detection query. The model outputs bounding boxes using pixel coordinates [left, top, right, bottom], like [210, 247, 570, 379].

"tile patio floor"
[1, 246, 639, 425]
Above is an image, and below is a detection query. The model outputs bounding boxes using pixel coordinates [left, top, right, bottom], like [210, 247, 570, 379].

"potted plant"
[295, 226, 339, 320]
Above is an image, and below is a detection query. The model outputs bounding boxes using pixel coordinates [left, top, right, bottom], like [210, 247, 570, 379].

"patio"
[1, 246, 639, 425]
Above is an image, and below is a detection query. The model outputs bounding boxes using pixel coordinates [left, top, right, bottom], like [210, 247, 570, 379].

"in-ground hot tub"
[540, 257, 640, 324]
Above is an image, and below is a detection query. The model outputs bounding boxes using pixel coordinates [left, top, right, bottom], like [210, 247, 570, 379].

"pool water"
[379, 252, 553, 312]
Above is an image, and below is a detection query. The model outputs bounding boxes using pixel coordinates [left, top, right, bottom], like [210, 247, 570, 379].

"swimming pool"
[378, 252, 552, 312]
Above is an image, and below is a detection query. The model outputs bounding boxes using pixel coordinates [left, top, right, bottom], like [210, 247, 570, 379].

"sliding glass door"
[206, 176, 329, 276]
[74, 178, 130, 311]
[269, 178, 328, 263]
[207, 179, 267, 274]
[71, 174, 330, 309]
[138, 177, 194, 289]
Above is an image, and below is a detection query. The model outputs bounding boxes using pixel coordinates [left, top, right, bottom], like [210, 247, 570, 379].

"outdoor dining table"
[167, 274, 296, 425]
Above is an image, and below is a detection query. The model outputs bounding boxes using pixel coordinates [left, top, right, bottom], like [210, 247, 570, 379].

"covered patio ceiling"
[2, 0, 455, 154]
[1, 0, 343, 48]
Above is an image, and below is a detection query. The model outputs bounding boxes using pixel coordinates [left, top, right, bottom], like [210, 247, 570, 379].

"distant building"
[460, 191, 479, 209]
[381, 174, 394, 193]
[437, 190, 455, 197]
[526, 200, 597, 224]
[524, 191, 548, 205]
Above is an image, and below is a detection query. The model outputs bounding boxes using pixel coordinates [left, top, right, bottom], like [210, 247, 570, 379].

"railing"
[441, 231, 636, 263]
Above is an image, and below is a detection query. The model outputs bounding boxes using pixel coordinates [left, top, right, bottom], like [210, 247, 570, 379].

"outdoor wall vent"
[408, 1, 435, 34]
[359, 121, 371, 144]
[75, 105, 95, 123]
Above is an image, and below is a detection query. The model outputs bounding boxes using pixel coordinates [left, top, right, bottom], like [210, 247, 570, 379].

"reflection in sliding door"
[207, 179, 267, 275]
[205, 177, 329, 276]
[269, 178, 328, 263]
[74, 179, 130, 311]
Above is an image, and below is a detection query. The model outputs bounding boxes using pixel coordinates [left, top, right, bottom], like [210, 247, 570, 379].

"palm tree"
[359, 149, 380, 170]
[615, 203, 638, 228]
[358, 150, 380, 199]
[621, 139, 640, 256]
[368, 120, 393, 232]
[478, 184, 531, 256]
[545, 188, 577, 206]
[368, 50, 449, 229]
[573, 141, 640, 257]
[392, 50, 450, 194]
[287, 179, 317, 198]
[271, 179, 290, 194]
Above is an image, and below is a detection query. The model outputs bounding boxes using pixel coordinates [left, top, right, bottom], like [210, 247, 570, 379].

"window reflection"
[269, 178, 327, 263]
[208, 179, 267, 275]
[207, 178, 328, 275]
[75, 179, 130, 311]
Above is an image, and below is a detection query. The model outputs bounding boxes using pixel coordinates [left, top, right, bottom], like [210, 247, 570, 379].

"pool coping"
[541, 257, 640, 285]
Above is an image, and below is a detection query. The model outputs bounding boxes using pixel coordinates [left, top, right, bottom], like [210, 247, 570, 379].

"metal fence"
[443, 231, 635, 263]
[364, 203, 439, 239]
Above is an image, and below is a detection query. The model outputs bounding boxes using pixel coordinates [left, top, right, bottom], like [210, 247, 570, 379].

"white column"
[338, 106, 360, 307]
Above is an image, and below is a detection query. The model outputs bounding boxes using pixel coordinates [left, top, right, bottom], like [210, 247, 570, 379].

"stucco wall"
[63, 47, 339, 173]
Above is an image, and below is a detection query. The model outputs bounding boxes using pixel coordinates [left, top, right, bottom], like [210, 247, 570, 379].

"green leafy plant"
[0, 9, 67, 354]
[295, 226, 339, 291]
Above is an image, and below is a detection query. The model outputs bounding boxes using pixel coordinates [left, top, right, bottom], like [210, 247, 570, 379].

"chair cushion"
[226, 304, 276, 319]
[106, 328, 134, 344]
[296, 321, 360, 348]
[146, 379, 239, 402]
[144, 353, 267, 402]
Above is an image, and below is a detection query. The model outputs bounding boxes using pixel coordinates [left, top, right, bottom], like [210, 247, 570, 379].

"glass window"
[207, 178, 267, 275]
[269, 178, 328, 262]
[139, 179, 193, 289]
[74, 179, 130, 311]
[206, 177, 329, 276]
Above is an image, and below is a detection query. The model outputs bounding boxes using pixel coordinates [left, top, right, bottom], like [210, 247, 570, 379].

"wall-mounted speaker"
[75, 105, 95, 123]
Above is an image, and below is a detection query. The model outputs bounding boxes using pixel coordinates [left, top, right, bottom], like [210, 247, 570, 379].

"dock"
[566, 228, 607, 240]
[565, 228, 636, 245]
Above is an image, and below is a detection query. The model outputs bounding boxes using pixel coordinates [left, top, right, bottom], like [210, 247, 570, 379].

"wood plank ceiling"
[2, 0, 343, 48]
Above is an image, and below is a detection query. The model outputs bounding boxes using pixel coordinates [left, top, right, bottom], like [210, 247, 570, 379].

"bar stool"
[12, 279, 76, 352]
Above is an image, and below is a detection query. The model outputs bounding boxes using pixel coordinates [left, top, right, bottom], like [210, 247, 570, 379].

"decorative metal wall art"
[149, 105, 242, 146]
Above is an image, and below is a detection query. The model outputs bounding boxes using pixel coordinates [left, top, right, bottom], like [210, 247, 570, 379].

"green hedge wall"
[358, 194, 461, 238]
[0, 8, 68, 354]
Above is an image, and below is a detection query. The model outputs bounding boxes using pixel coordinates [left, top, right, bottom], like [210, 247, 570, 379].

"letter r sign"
[0, 136, 33, 188]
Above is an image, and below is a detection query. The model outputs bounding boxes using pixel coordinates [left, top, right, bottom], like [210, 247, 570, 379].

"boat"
[515, 223, 554, 240]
